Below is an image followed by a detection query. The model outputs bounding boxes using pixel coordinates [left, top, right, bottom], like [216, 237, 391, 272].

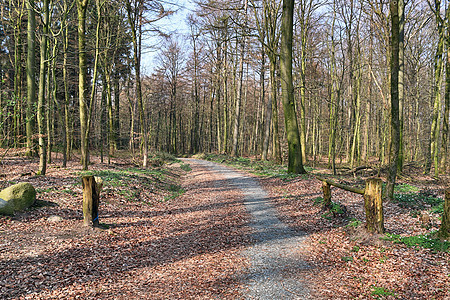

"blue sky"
[141, 0, 197, 74]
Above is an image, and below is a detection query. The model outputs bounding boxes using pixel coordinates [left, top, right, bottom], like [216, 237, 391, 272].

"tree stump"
[363, 178, 384, 234]
[82, 176, 99, 227]
[322, 181, 331, 209]
[438, 188, 450, 239]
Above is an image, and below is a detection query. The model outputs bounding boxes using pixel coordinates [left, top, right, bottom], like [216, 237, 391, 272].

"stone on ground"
[0, 182, 36, 215]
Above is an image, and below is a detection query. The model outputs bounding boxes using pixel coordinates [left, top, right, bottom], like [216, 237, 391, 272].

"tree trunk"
[364, 178, 384, 234]
[62, 1, 70, 166]
[25, 0, 36, 157]
[125, 0, 148, 167]
[322, 181, 331, 210]
[82, 176, 99, 227]
[37, 0, 49, 175]
[77, 0, 89, 170]
[443, 10, 450, 172]
[438, 188, 450, 239]
[269, 57, 282, 163]
[398, 0, 405, 172]
[426, 0, 445, 176]
[386, 0, 400, 201]
[280, 0, 306, 174]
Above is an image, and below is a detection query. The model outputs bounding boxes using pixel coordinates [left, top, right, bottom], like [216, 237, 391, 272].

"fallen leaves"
[260, 175, 450, 299]
[0, 156, 250, 299]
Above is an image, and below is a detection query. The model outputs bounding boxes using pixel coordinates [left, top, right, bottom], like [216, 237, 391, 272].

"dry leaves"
[0, 155, 250, 299]
[260, 175, 449, 299]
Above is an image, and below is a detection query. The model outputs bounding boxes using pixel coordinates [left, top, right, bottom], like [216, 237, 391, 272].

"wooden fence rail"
[316, 176, 384, 234]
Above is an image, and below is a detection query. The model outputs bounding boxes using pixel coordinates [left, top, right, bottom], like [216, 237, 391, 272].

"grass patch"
[36, 187, 57, 193]
[346, 218, 362, 228]
[395, 183, 420, 193]
[383, 232, 450, 252]
[371, 286, 396, 299]
[164, 184, 185, 202]
[77, 165, 182, 204]
[393, 192, 442, 212]
[341, 256, 353, 262]
[321, 202, 347, 219]
[180, 163, 192, 172]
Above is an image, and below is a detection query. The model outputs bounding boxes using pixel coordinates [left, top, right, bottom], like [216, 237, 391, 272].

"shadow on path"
[185, 159, 311, 300]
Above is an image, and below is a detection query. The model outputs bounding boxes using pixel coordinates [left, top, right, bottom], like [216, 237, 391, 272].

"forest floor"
[200, 154, 450, 299]
[0, 150, 449, 299]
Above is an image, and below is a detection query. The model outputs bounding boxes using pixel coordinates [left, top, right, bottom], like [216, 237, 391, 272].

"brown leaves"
[261, 175, 450, 299]
[0, 156, 249, 299]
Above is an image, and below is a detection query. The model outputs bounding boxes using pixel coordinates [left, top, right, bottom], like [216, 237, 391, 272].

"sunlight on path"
[185, 159, 310, 299]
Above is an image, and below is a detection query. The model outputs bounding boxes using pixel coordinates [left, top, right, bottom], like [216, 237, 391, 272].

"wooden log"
[82, 176, 99, 227]
[363, 178, 384, 234]
[322, 181, 332, 209]
[438, 188, 450, 239]
[315, 176, 365, 195]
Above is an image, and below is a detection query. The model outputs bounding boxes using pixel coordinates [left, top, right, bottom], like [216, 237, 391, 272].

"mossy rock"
[0, 182, 36, 215]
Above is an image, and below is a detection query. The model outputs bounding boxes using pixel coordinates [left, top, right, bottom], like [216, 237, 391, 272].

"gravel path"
[186, 159, 310, 299]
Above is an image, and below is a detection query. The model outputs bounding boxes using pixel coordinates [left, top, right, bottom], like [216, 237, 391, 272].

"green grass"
[36, 187, 57, 193]
[346, 218, 362, 228]
[393, 192, 443, 212]
[321, 202, 346, 219]
[394, 183, 420, 193]
[371, 286, 396, 299]
[341, 256, 354, 262]
[164, 184, 185, 202]
[78, 165, 183, 203]
[180, 163, 192, 172]
[382, 232, 450, 252]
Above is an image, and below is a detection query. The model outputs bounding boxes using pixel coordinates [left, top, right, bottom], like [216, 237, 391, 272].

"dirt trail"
[185, 159, 310, 299]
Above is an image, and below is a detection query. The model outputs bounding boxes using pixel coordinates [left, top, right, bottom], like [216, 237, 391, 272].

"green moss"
[371, 286, 396, 298]
[382, 232, 450, 252]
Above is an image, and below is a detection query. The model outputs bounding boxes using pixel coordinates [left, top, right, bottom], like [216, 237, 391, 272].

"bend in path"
[185, 159, 310, 299]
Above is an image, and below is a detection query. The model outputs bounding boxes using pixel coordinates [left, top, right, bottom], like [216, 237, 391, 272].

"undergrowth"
[393, 191, 443, 214]
[382, 232, 450, 252]
[78, 164, 184, 203]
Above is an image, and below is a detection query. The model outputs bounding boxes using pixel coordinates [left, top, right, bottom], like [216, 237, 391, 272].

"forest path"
[183, 159, 311, 299]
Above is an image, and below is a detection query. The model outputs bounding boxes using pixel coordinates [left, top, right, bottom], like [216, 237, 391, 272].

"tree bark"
[280, 0, 306, 174]
[364, 178, 384, 234]
[438, 188, 450, 239]
[25, 0, 36, 157]
[386, 0, 400, 201]
[82, 176, 99, 227]
[77, 0, 89, 170]
[37, 0, 49, 175]
[125, 0, 148, 167]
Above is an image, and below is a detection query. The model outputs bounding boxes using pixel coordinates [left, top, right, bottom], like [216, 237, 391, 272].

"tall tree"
[280, 0, 306, 173]
[25, 0, 36, 157]
[386, 0, 401, 201]
[77, 0, 90, 170]
[231, 0, 248, 157]
[37, 0, 50, 175]
[124, 0, 168, 166]
[425, 0, 445, 177]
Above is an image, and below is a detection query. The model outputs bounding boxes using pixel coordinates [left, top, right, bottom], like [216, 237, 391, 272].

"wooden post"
[82, 176, 99, 227]
[322, 181, 331, 209]
[438, 188, 450, 239]
[363, 178, 384, 234]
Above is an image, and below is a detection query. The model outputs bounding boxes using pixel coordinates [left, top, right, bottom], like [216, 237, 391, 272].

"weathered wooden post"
[363, 178, 384, 234]
[82, 176, 99, 227]
[322, 181, 331, 209]
[438, 188, 450, 239]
